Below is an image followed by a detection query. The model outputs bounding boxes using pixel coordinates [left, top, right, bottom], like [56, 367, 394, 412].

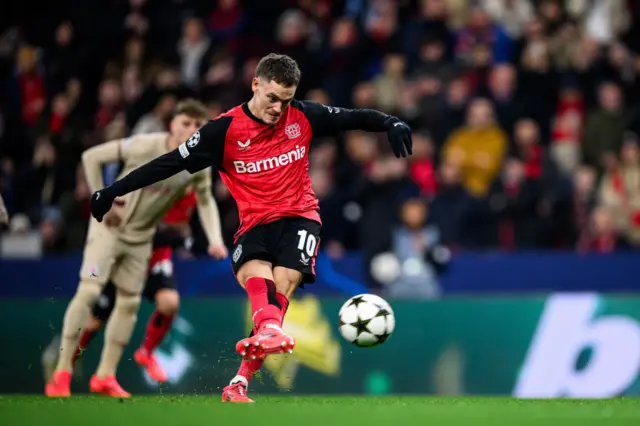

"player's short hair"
[173, 98, 209, 119]
[255, 53, 301, 88]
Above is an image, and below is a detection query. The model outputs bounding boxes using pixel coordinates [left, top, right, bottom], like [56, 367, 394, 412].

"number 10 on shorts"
[297, 229, 317, 257]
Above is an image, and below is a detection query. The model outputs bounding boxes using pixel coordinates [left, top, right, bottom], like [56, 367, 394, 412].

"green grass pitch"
[0, 396, 638, 426]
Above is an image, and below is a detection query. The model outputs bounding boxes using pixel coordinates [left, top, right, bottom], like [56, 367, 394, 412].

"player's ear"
[252, 77, 260, 94]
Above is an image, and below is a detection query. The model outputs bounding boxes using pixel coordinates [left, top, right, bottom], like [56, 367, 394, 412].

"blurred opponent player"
[46, 99, 228, 398]
[73, 189, 198, 383]
[0, 193, 8, 226]
[89, 54, 413, 402]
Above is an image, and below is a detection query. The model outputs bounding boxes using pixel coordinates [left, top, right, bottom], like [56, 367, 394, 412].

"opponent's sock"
[73, 328, 98, 364]
[56, 283, 102, 372]
[140, 311, 174, 353]
[245, 277, 282, 330]
[235, 292, 291, 384]
[95, 293, 140, 378]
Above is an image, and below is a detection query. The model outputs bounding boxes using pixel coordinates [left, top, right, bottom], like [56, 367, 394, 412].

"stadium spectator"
[0, 0, 639, 260]
[442, 98, 507, 198]
[598, 132, 640, 246]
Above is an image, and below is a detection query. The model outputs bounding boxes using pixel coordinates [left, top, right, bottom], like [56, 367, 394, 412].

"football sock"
[73, 328, 98, 365]
[276, 292, 289, 323]
[56, 282, 102, 372]
[234, 291, 290, 385]
[245, 277, 282, 330]
[141, 311, 175, 353]
[96, 292, 141, 378]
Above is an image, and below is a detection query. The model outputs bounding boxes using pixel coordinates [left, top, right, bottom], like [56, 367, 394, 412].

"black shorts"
[92, 271, 176, 321]
[231, 217, 322, 285]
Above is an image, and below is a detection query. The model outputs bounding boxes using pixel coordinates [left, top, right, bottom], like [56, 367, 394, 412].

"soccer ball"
[338, 294, 395, 348]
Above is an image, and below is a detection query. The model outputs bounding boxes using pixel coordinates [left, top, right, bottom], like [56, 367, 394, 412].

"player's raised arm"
[90, 117, 230, 222]
[294, 100, 413, 158]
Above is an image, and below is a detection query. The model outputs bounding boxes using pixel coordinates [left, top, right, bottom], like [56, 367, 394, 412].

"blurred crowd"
[1, 1, 640, 285]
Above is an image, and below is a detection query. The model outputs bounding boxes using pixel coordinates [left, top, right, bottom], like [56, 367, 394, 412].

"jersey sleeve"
[178, 117, 232, 174]
[105, 117, 231, 199]
[293, 100, 391, 139]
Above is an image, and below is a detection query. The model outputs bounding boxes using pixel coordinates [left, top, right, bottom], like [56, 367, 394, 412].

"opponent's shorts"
[79, 221, 152, 294]
[231, 217, 322, 285]
[92, 269, 177, 321]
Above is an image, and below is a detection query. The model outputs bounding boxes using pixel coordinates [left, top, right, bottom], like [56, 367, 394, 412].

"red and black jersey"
[107, 100, 392, 241]
[178, 101, 390, 240]
[162, 190, 197, 225]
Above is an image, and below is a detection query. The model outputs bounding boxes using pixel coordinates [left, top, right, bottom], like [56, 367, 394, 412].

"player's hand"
[103, 210, 122, 228]
[208, 243, 228, 260]
[385, 117, 413, 158]
[90, 188, 116, 222]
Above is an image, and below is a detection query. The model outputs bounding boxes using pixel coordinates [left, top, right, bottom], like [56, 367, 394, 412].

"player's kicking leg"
[134, 275, 180, 383]
[223, 218, 320, 403]
[233, 260, 295, 359]
[223, 267, 294, 403]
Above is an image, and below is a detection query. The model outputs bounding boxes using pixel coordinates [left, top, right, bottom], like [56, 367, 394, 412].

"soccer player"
[46, 99, 228, 398]
[89, 54, 412, 402]
[73, 190, 198, 383]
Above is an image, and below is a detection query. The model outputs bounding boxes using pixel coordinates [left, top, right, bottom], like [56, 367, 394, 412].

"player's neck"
[246, 97, 266, 123]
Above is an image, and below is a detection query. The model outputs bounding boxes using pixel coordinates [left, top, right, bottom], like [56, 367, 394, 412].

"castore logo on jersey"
[237, 139, 251, 151]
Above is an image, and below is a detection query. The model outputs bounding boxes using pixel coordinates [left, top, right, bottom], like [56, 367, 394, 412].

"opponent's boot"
[134, 348, 168, 383]
[89, 374, 131, 398]
[45, 370, 71, 397]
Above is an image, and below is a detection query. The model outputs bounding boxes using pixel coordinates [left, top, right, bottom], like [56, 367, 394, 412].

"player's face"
[170, 113, 206, 145]
[252, 77, 296, 125]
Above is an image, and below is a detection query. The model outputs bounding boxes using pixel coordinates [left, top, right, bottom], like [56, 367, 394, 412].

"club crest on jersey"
[285, 123, 301, 139]
[232, 244, 242, 263]
[187, 131, 200, 148]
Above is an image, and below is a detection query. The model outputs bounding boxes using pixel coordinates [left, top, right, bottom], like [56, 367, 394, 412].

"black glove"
[90, 187, 116, 222]
[385, 117, 413, 158]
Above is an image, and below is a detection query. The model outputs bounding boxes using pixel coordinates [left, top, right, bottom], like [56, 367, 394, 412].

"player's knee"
[155, 289, 180, 316]
[237, 259, 274, 288]
[113, 290, 142, 316]
[74, 280, 103, 307]
[273, 267, 303, 298]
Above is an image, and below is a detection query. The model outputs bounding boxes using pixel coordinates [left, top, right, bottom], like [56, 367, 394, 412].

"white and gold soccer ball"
[338, 294, 395, 348]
